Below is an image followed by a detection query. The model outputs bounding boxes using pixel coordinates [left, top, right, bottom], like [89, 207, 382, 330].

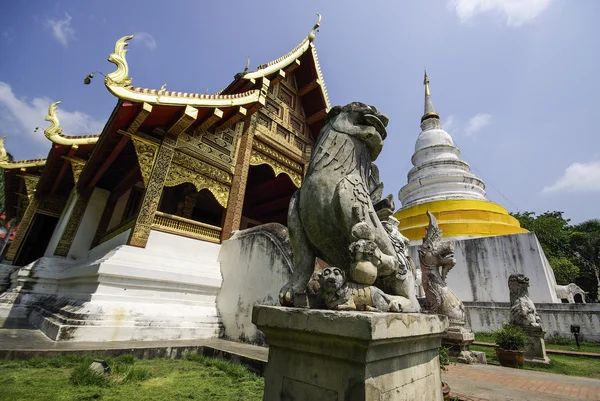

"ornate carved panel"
[176, 124, 242, 172]
[131, 137, 158, 187]
[165, 151, 230, 208]
[5, 197, 39, 262]
[250, 146, 302, 189]
[277, 85, 294, 109]
[54, 191, 90, 256]
[38, 195, 67, 217]
[129, 136, 176, 248]
[22, 176, 39, 198]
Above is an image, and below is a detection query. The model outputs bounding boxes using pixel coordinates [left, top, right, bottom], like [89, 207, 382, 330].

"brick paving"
[444, 363, 600, 401]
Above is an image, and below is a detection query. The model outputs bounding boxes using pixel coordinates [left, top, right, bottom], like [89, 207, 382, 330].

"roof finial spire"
[422, 70, 439, 122]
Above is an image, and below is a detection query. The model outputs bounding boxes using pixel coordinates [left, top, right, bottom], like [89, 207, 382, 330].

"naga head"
[419, 211, 456, 270]
[324, 102, 389, 160]
[508, 273, 530, 299]
[318, 267, 346, 294]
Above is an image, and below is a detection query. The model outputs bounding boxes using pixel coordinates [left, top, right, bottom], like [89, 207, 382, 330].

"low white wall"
[409, 232, 559, 303]
[217, 223, 292, 345]
[465, 302, 600, 341]
[3, 229, 224, 341]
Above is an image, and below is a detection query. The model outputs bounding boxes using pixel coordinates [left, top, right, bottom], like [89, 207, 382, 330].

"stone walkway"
[2, 323, 599, 400]
[444, 363, 600, 401]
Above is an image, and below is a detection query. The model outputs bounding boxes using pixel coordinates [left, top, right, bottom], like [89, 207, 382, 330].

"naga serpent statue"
[419, 211, 465, 325]
[279, 102, 420, 312]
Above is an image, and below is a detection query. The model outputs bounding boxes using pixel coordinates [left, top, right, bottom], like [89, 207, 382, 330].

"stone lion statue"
[318, 267, 400, 312]
[555, 283, 587, 303]
[279, 102, 419, 312]
[508, 274, 542, 331]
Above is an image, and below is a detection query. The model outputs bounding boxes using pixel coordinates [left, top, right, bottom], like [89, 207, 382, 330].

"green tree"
[547, 256, 579, 285]
[511, 211, 572, 259]
[570, 219, 600, 301]
[0, 151, 14, 214]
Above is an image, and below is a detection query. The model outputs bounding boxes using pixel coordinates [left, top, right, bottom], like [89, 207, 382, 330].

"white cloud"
[442, 115, 456, 133]
[132, 32, 157, 51]
[46, 12, 75, 47]
[448, 0, 553, 27]
[0, 82, 105, 147]
[465, 113, 492, 136]
[542, 161, 600, 194]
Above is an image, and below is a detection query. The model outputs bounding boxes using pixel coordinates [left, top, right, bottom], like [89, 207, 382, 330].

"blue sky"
[1, 0, 599, 224]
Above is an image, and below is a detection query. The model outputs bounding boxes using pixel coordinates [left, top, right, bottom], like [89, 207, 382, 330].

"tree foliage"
[512, 211, 599, 302]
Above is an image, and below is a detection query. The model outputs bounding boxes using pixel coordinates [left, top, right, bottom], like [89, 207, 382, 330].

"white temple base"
[409, 232, 559, 304]
[0, 230, 222, 342]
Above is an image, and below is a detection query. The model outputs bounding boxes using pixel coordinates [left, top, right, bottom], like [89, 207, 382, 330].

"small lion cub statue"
[318, 267, 400, 312]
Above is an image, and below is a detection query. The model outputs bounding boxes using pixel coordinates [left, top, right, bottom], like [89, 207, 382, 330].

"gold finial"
[105, 34, 134, 87]
[0, 136, 8, 163]
[424, 70, 430, 97]
[308, 13, 321, 43]
[44, 101, 63, 140]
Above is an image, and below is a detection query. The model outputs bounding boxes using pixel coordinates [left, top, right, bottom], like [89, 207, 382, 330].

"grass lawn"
[474, 332, 600, 354]
[470, 344, 600, 379]
[0, 354, 263, 401]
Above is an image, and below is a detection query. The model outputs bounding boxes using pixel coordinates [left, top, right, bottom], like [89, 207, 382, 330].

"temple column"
[54, 190, 92, 257]
[4, 197, 39, 263]
[128, 135, 176, 248]
[221, 119, 256, 241]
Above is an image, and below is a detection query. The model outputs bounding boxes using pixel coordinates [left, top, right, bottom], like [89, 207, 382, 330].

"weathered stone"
[89, 359, 111, 376]
[508, 274, 550, 365]
[253, 305, 448, 401]
[419, 211, 479, 364]
[279, 102, 419, 313]
[555, 283, 587, 303]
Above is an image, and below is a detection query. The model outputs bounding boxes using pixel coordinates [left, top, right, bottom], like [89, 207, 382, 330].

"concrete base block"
[252, 305, 449, 401]
[525, 330, 550, 365]
[442, 326, 484, 364]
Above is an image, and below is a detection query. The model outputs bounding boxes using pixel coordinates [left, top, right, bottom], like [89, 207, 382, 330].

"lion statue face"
[318, 267, 346, 293]
[324, 102, 389, 160]
[508, 273, 530, 298]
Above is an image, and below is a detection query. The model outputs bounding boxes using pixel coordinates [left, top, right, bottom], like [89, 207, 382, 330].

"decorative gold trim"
[105, 35, 267, 108]
[164, 162, 230, 209]
[249, 149, 302, 188]
[43, 101, 99, 145]
[152, 211, 221, 243]
[253, 140, 303, 172]
[4, 197, 39, 262]
[37, 195, 67, 217]
[20, 175, 39, 198]
[131, 137, 158, 187]
[0, 137, 46, 169]
[244, 13, 321, 80]
[54, 191, 91, 256]
[171, 151, 232, 185]
[62, 156, 86, 183]
[128, 136, 176, 248]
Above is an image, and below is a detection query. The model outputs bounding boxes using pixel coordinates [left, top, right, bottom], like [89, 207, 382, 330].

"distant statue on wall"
[508, 273, 550, 364]
[555, 283, 587, 304]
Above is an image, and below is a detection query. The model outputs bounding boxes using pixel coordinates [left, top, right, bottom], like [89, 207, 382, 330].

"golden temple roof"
[0, 137, 46, 170]
[44, 101, 100, 146]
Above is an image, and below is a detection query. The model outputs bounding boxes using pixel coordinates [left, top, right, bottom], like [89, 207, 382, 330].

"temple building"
[394, 73, 527, 242]
[0, 16, 330, 341]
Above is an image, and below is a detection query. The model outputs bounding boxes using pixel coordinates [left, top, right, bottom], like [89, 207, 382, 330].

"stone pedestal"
[442, 326, 486, 364]
[524, 328, 550, 365]
[252, 305, 448, 401]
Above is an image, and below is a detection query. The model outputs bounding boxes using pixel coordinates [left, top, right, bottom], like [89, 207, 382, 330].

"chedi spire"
[422, 71, 439, 122]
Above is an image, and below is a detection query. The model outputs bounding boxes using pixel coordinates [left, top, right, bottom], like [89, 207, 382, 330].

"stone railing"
[152, 211, 221, 243]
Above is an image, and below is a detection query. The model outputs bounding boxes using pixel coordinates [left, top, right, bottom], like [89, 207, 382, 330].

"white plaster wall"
[7, 229, 224, 341]
[44, 190, 78, 257]
[217, 224, 292, 344]
[409, 232, 559, 304]
[68, 188, 110, 260]
[465, 303, 600, 341]
[107, 189, 131, 231]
